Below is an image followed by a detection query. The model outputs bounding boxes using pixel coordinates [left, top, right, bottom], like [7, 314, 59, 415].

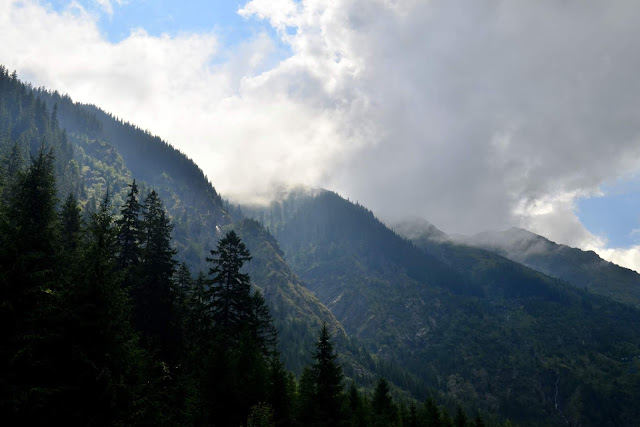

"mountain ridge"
[3, 67, 640, 425]
[461, 227, 640, 308]
[249, 190, 640, 425]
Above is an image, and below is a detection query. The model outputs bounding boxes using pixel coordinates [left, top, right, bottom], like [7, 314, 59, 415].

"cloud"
[240, 0, 640, 263]
[3, 1, 640, 271]
[95, 0, 113, 15]
[0, 0, 356, 203]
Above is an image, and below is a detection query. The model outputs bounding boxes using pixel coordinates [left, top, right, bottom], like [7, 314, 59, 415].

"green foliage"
[134, 189, 179, 361]
[298, 324, 347, 426]
[206, 230, 253, 342]
[0, 146, 66, 424]
[116, 179, 142, 274]
[372, 378, 398, 426]
[261, 189, 640, 426]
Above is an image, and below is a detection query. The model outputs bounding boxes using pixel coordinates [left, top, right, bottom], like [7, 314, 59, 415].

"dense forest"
[245, 190, 640, 426]
[0, 66, 495, 426]
[3, 65, 640, 425]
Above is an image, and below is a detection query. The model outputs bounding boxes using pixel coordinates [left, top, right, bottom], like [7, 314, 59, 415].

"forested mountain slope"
[34, 87, 231, 271]
[0, 69, 350, 379]
[4, 65, 640, 425]
[462, 227, 640, 308]
[248, 190, 640, 426]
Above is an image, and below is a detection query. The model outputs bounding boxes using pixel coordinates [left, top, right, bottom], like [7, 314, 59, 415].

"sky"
[3, 0, 640, 271]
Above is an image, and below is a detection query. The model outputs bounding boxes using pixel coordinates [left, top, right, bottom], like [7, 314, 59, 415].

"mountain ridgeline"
[2, 66, 640, 425]
[462, 227, 640, 308]
[2, 68, 477, 426]
[247, 191, 640, 425]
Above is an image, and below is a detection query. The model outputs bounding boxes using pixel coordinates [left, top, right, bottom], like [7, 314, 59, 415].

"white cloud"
[95, 0, 124, 16]
[597, 246, 640, 272]
[3, 0, 640, 271]
[0, 0, 358, 203]
[95, 0, 113, 15]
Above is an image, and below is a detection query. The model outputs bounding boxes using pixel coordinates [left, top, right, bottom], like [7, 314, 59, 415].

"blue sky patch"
[44, 0, 291, 56]
[578, 175, 640, 247]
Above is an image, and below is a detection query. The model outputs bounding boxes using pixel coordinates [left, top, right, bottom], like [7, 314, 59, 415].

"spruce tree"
[136, 190, 178, 360]
[60, 192, 82, 253]
[206, 230, 252, 343]
[372, 377, 397, 426]
[424, 397, 443, 427]
[251, 289, 278, 357]
[0, 146, 65, 424]
[348, 382, 369, 427]
[66, 191, 148, 425]
[268, 356, 294, 427]
[310, 323, 345, 426]
[116, 180, 142, 277]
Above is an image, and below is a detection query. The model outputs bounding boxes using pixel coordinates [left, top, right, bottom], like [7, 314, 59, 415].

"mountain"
[461, 227, 640, 308]
[392, 217, 449, 243]
[33, 88, 232, 271]
[0, 71, 356, 382]
[4, 66, 640, 425]
[248, 190, 640, 426]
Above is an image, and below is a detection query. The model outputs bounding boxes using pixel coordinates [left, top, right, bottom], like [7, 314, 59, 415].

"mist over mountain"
[5, 0, 640, 272]
[3, 66, 640, 425]
[246, 190, 640, 425]
[462, 227, 640, 308]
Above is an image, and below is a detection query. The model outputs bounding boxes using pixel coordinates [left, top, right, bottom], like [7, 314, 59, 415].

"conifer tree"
[348, 382, 369, 427]
[136, 190, 178, 360]
[268, 356, 295, 427]
[251, 289, 278, 357]
[60, 192, 82, 253]
[0, 146, 65, 424]
[372, 377, 397, 426]
[424, 397, 443, 427]
[186, 271, 212, 349]
[296, 365, 316, 425]
[309, 323, 345, 426]
[116, 180, 142, 276]
[206, 230, 252, 343]
[66, 191, 148, 424]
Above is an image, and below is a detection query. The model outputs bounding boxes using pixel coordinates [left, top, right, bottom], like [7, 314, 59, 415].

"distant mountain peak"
[391, 216, 449, 242]
[463, 227, 640, 307]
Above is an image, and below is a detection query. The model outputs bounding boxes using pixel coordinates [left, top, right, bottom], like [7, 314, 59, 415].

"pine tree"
[251, 289, 278, 357]
[372, 377, 397, 426]
[0, 146, 65, 424]
[206, 230, 287, 425]
[424, 397, 442, 427]
[66, 191, 148, 424]
[60, 192, 82, 253]
[310, 323, 345, 426]
[206, 230, 252, 343]
[348, 382, 369, 427]
[296, 365, 316, 425]
[136, 190, 178, 360]
[116, 180, 142, 277]
[267, 356, 294, 427]
[185, 271, 212, 350]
